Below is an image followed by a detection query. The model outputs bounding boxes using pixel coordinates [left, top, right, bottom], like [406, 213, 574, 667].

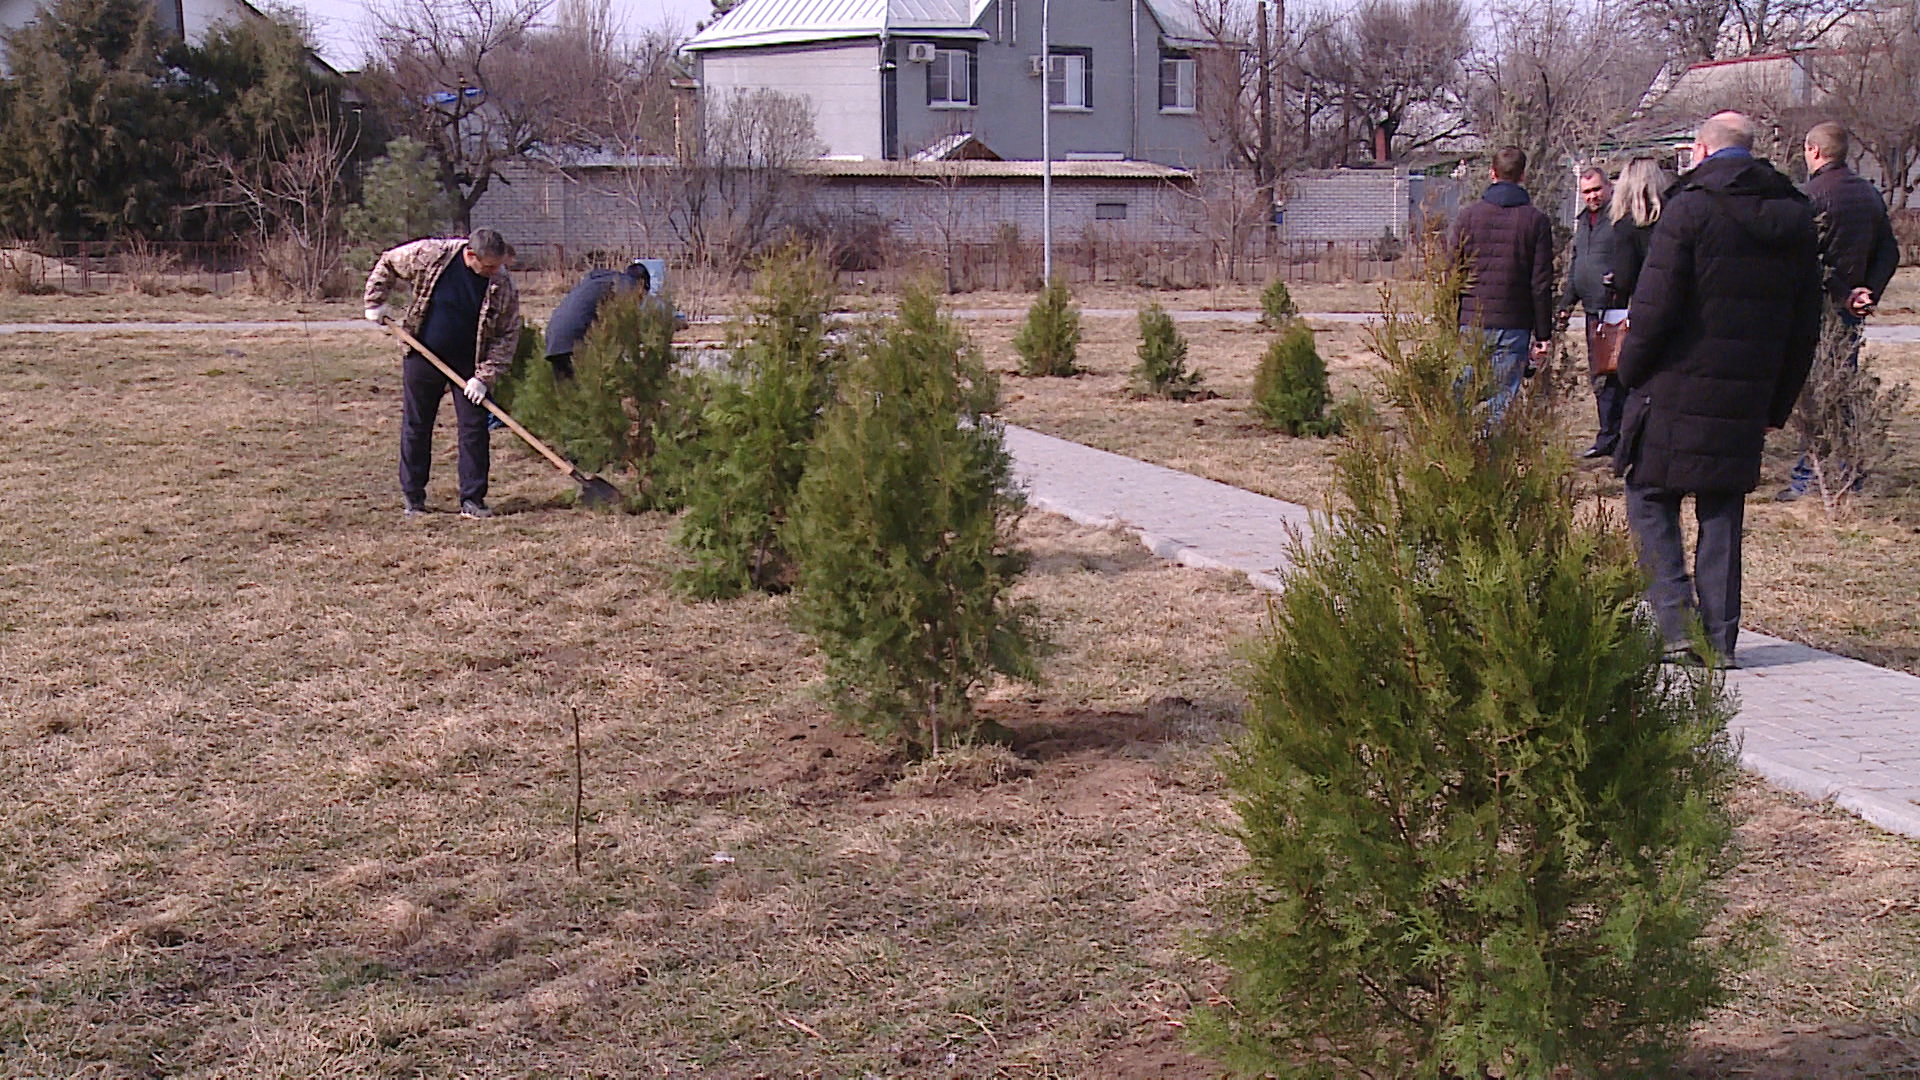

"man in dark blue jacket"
[544, 260, 652, 380]
[1447, 146, 1556, 422]
[1614, 112, 1822, 666]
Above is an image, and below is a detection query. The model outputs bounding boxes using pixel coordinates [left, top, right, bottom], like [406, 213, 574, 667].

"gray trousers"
[1625, 485, 1745, 659]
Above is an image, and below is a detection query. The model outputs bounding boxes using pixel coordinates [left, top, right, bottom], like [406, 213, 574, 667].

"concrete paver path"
[1007, 421, 1920, 839]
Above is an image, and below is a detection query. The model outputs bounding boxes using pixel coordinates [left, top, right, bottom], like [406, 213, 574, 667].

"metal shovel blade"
[576, 473, 623, 509]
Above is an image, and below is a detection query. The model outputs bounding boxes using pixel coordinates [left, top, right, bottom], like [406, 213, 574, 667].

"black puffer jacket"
[1805, 161, 1901, 307]
[1448, 182, 1556, 339]
[1608, 217, 1653, 308]
[1614, 152, 1822, 494]
[546, 267, 643, 356]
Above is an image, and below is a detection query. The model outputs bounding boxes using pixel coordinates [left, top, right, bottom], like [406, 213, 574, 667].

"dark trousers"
[399, 350, 490, 505]
[1625, 485, 1745, 659]
[1789, 309, 1865, 491]
[1584, 320, 1624, 451]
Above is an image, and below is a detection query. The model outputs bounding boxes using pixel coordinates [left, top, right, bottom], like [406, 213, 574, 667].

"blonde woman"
[1586, 157, 1671, 458]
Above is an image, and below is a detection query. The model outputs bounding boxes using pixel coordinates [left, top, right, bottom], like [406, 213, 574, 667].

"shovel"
[384, 323, 623, 509]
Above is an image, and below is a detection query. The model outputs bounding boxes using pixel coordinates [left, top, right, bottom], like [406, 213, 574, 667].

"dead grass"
[1, 325, 1918, 1076]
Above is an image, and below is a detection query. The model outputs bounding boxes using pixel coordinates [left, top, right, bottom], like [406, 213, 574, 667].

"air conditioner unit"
[1028, 54, 1048, 76]
[906, 42, 937, 62]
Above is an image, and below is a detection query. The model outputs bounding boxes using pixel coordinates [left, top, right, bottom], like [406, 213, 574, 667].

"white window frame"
[928, 47, 973, 109]
[1047, 51, 1091, 110]
[1159, 54, 1196, 113]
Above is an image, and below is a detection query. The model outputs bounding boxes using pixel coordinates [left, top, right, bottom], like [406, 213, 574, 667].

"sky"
[287, 0, 714, 69]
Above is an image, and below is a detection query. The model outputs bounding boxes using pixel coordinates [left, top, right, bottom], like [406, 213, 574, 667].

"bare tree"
[1630, 0, 1869, 60]
[362, 0, 630, 230]
[1301, 0, 1472, 164]
[642, 88, 823, 269]
[1470, 0, 1665, 213]
[1821, 7, 1920, 211]
[195, 107, 356, 297]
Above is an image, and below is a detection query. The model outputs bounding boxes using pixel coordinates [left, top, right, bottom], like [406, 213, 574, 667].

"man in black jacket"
[1556, 166, 1621, 457]
[544, 260, 652, 380]
[1448, 145, 1556, 422]
[1779, 120, 1903, 501]
[1615, 111, 1822, 665]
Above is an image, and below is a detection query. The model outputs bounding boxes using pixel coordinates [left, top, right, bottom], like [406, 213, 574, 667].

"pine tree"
[1252, 321, 1337, 435]
[344, 137, 451, 251]
[1012, 276, 1082, 376]
[497, 290, 676, 480]
[786, 286, 1039, 753]
[1130, 303, 1206, 400]
[674, 250, 839, 597]
[0, 0, 180, 238]
[1197, 267, 1747, 1079]
[1259, 278, 1298, 327]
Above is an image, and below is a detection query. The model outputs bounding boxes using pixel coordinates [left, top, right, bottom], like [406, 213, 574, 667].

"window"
[1047, 50, 1091, 109]
[1094, 202, 1128, 220]
[1159, 54, 1196, 112]
[928, 48, 972, 108]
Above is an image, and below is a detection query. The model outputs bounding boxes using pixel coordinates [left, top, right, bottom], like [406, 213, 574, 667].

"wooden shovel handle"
[387, 323, 582, 479]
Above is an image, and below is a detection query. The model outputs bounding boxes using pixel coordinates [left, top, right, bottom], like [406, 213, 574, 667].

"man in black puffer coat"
[1614, 111, 1822, 665]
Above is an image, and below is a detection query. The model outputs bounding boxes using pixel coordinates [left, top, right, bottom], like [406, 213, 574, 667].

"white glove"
[463, 376, 488, 404]
[364, 306, 384, 323]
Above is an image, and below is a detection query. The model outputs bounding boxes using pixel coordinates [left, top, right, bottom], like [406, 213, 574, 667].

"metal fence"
[0, 241, 251, 295]
[510, 236, 1423, 295]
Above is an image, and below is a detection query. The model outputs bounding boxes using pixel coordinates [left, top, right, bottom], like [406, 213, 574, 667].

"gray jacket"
[1558, 207, 1617, 315]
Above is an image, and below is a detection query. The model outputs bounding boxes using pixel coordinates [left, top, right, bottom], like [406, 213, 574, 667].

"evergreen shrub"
[786, 286, 1039, 754]
[343, 137, 450, 270]
[1252, 321, 1337, 435]
[493, 290, 675, 481]
[1197, 268, 1748, 1079]
[674, 250, 839, 597]
[1130, 303, 1206, 400]
[1013, 276, 1082, 376]
[1259, 278, 1297, 327]
[1787, 307, 1912, 514]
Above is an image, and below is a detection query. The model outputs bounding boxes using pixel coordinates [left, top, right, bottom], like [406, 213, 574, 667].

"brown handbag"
[1589, 317, 1627, 377]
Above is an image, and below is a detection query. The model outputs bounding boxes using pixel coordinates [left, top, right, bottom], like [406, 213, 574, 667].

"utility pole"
[1041, 0, 1053, 282]
[1256, 0, 1273, 193]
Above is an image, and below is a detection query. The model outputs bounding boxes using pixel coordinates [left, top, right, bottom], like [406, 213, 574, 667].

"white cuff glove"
[364, 306, 384, 323]
[463, 376, 489, 404]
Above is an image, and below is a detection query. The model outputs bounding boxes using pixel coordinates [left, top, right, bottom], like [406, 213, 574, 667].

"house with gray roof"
[683, 0, 1221, 167]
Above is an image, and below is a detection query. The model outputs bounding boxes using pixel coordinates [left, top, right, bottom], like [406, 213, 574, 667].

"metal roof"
[686, 0, 1212, 51]
[686, 0, 994, 50]
[800, 158, 1192, 179]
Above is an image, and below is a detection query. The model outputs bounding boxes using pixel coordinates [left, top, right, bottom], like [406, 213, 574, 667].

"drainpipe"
[1129, 0, 1138, 160]
[880, 0, 896, 160]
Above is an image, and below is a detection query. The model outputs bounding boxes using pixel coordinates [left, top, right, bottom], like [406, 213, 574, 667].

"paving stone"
[1008, 423, 1920, 841]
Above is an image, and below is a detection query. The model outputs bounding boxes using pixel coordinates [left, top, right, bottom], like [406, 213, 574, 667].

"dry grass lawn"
[1, 323, 1918, 1077]
[988, 307, 1920, 677]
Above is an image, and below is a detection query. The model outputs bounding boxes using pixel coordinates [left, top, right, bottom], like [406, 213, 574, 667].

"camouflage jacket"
[363, 238, 522, 383]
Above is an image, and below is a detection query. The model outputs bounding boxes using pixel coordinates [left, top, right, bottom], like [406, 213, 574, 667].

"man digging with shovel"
[365, 228, 522, 520]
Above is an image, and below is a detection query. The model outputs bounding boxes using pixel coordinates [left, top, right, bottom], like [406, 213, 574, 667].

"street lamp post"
[1041, 0, 1053, 283]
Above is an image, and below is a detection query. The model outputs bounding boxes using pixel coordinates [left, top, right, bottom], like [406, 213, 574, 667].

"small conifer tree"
[1252, 321, 1337, 435]
[1197, 266, 1746, 1079]
[786, 286, 1039, 754]
[496, 290, 676, 479]
[1012, 276, 1082, 376]
[1259, 278, 1297, 327]
[343, 137, 451, 258]
[1130, 303, 1206, 400]
[1787, 307, 1912, 514]
[674, 249, 839, 597]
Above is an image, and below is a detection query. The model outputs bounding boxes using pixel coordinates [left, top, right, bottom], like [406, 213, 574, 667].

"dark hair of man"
[467, 228, 509, 260]
[1805, 120, 1849, 163]
[626, 261, 652, 291]
[1492, 146, 1528, 183]
[1579, 165, 1609, 185]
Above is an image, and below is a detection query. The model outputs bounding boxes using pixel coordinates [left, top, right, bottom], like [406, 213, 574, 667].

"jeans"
[1788, 310, 1864, 492]
[1625, 485, 1746, 660]
[1460, 326, 1532, 424]
[400, 350, 491, 505]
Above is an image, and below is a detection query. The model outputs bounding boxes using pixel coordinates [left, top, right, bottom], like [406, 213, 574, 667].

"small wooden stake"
[571, 705, 584, 876]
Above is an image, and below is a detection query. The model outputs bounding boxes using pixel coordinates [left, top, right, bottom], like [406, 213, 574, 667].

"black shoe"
[403, 495, 428, 519]
[459, 500, 493, 520]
